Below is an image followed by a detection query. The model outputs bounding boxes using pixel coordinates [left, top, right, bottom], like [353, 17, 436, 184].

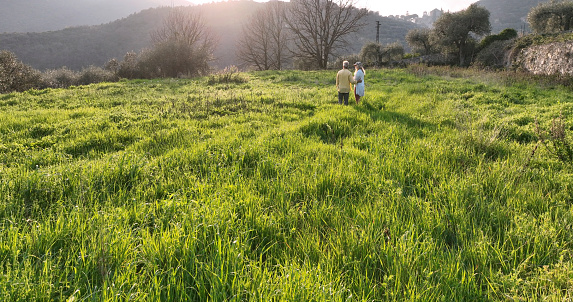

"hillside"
[0, 0, 190, 33]
[0, 1, 420, 71]
[476, 0, 548, 33]
[0, 8, 166, 72]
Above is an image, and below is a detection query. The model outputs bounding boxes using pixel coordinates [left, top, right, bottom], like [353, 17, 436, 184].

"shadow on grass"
[353, 99, 438, 136]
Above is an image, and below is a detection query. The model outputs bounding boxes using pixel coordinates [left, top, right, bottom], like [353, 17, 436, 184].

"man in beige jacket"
[336, 60, 358, 105]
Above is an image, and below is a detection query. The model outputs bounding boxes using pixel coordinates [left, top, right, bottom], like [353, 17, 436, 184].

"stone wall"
[514, 41, 573, 75]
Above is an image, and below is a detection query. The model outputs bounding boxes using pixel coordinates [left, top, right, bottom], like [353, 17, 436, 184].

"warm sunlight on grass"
[1, 68, 572, 301]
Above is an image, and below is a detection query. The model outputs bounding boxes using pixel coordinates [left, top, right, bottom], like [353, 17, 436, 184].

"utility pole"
[376, 21, 381, 44]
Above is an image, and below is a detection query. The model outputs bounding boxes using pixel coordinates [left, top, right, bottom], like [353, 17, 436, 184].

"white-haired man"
[336, 60, 358, 105]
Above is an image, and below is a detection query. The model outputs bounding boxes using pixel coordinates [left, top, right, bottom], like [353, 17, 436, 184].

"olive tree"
[359, 42, 382, 65]
[380, 42, 405, 63]
[285, 0, 368, 69]
[406, 28, 434, 55]
[432, 4, 491, 66]
[359, 42, 404, 66]
[528, 0, 573, 33]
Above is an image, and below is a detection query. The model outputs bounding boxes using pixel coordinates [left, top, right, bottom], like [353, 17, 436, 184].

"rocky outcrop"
[514, 41, 573, 75]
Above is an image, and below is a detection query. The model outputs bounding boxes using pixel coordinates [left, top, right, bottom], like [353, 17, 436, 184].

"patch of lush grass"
[1, 68, 572, 301]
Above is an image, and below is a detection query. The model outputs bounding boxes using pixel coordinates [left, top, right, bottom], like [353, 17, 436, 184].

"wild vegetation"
[402, 0, 573, 70]
[1, 67, 572, 301]
[528, 0, 573, 33]
[0, 50, 118, 94]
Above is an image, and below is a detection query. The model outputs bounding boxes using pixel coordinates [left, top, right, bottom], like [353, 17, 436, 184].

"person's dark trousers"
[338, 92, 349, 105]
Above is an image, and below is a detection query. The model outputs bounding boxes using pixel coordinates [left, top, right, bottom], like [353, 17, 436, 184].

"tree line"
[401, 0, 573, 68]
[2, 0, 573, 94]
[237, 0, 573, 70]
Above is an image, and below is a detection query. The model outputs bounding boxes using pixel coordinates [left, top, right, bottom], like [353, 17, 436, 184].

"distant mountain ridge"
[0, 1, 420, 71]
[0, 0, 191, 33]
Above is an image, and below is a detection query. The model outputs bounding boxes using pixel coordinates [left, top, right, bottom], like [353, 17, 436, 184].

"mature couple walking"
[336, 60, 365, 105]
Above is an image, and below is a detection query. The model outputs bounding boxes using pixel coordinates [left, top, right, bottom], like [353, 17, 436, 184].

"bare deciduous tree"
[145, 8, 218, 77]
[285, 0, 368, 69]
[237, 1, 290, 70]
[151, 8, 214, 48]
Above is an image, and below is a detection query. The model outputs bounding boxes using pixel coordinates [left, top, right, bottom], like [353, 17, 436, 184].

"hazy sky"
[186, 0, 478, 16]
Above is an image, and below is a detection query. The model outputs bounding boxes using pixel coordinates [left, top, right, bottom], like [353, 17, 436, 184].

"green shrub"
[206, 66, 248, 85]
[41, 67, 79, 88]
[0, 50, 42, 93]
[294, 57, 322, 71]
[474, 40, 514, 69]
[117, 51, 142, 79]
[329, 55, 361, 69]
[536, 114, 573, 165]
[76, 66, 118, 85]
[479, 28, 518, 51]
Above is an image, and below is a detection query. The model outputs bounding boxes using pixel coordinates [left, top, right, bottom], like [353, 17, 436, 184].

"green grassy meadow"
[1, 68, 573, 301]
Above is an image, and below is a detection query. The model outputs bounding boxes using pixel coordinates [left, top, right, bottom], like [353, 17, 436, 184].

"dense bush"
[479, 28, 518, 51]
[474, 40, 515, 69]
[536, 114, 573, 165]
[41, 67, 78, 88]
[0, 50, 42, 93]
[40, 66, 117, 89]
[137, 39, 212, 78]
[353, 42, 405, 68]
[359, 42, 382, 66]
[294, 57, 322, 70]
[380, 42, 405, 64]
[206, 65, 248, 85]
[116, 51, 144, 79]
[1, 52, 119, 93]
[329, 55, 361, 70]
[405, 28, 435, 55]
[76, 66, 118, 85]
